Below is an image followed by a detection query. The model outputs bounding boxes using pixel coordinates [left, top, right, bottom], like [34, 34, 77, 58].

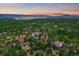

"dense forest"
[0, 18, 79, 56]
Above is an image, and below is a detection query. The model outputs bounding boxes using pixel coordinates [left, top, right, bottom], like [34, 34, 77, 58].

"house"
[32, 32, 48, 40]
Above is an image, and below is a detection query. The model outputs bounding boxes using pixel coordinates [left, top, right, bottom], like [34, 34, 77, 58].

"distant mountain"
[0, 14, 48, 18]
[0, 14, 79, 19]
[47, 14, 79, 18]
[62, 14, 79, 18]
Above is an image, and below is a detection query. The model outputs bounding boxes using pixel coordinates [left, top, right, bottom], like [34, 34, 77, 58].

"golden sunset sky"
[0, 3, 79, 16]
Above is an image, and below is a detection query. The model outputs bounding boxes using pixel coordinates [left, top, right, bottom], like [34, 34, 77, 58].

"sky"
[0, 3, 79, 16]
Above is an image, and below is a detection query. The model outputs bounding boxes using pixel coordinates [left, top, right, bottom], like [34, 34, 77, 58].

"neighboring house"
[53, 41, 70, 50]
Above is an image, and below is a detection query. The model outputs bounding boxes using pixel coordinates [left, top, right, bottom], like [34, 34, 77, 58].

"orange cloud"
[0, 10, 79, 16]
